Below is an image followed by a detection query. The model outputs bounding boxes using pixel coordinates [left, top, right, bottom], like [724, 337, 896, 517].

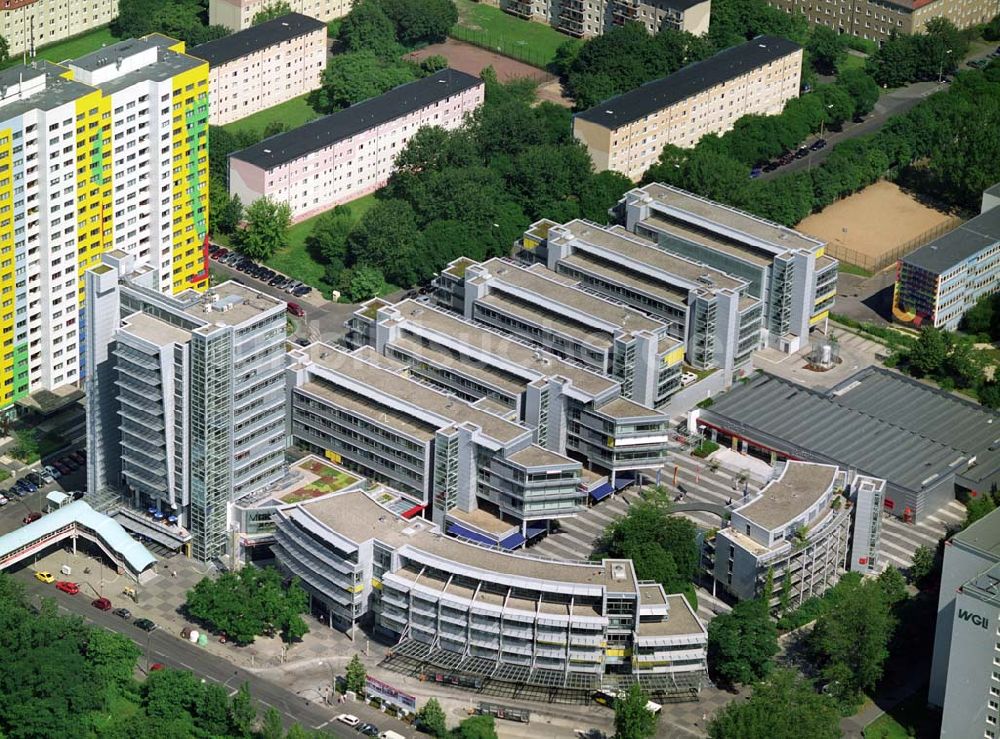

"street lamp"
[939, 48, 953, 83]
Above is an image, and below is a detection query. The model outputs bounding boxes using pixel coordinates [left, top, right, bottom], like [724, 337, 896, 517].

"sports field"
[796, 181, 959, 272]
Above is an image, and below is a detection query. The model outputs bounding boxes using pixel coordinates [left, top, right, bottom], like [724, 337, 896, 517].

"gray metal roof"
[703, 368, 1000, 494]
[189, 13, 325, 67]
[902, 206, 1000, 275]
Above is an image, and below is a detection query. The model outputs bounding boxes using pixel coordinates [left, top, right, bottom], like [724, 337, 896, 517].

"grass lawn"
[837, 261, 873, 277]
[221, 94, 320, 138]
[263, 193, 379, 297]
[837, 53, 867, 74]
[2, 27, 118, 69]
[281, 459, 361, 503]
[452, 0, 574, 68]
[864, 688, 941, 739]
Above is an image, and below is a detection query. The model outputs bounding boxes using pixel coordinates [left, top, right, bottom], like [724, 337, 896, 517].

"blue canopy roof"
[590, 482, 614, 501]
[447, 522, 498, 548]
[0, 500, 156, 573]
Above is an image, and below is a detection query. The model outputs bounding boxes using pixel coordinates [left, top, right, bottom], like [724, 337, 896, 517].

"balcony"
[612, 0, 639, 24]
[504, 0, 533, 18]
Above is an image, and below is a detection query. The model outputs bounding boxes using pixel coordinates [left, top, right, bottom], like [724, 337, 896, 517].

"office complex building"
[574, 37, 802, 180]
[520, 218, 761, 384]
[710, 461, 884, 607]
[893, 195, 1000, 331]
[695, 367, 1000, 523]
[191, 13, 327, 126]
[85, 252, 287, 560]
[229, 69, 484, 222]
[764, 0, 998, 45]
[0, 34, 209, 416]
[0, 0, 116, 57]
[499, 0, 711, 38]
[345, 298, 673, 486]
[621, 183, 836, 353]
[434, 257, 686, 406]
[209, 0, 351, 30]
[271, 485, 709, 697]
[929, 507, 1000, 738]
[287, 342, 587, 548]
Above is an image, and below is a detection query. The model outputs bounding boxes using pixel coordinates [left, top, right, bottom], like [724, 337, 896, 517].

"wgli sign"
[958, 608, 990, 630]
[365, 675, 417, 714]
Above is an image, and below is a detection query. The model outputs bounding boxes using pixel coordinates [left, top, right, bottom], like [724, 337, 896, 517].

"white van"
[378, 731, 406, 739]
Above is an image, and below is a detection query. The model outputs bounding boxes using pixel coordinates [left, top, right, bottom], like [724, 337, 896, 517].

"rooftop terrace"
[735, 461, 839, 530]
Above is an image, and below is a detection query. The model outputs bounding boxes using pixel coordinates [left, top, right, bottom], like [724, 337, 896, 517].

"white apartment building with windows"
[0, 0, 117, 57]
[209, 0, 351, 30]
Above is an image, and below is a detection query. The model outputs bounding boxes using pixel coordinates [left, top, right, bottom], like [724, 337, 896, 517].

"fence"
[825, 214, 964, 273]
[448, 26, 554, 73]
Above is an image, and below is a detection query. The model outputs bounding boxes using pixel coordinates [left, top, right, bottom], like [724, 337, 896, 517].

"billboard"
[365, 675, 417, 713]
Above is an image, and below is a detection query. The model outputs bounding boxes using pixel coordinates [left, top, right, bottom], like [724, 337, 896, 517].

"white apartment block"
[0, 34, 208, 416]
[499, 0, 711, 38]
[229, 69, 484, 223]
[0, 0, 116, 57]
[574, 36, 802, 181]
[190, 12, 327, 126]
[209, 0, 351, 31]
[86, 251, 288, 560]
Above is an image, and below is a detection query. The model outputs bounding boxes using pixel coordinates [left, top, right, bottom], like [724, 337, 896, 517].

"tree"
[808, 26, 847, 76]
[229, 682, 256, 738]
[613, 683, 658, 739]
[454, 714, 498, 739]
[707, 669, 840, 739]
[420, 54, 449, 74]
[836, 68, 879, 117]
[380, 0, 457, 46]
[260, 706, 284, 739]
[578, 170, 634, 223]
[338, 0, 397, 56]
[345, 654, 367, 696]
[907, 326, 949, 377]
[252, 0, 292, 24]
[707, 599, 779, 686]
[909, 544, 936, 584]
[415, 697, 448, 737]
[965, 493, 998, 528]
[981, 380, 1000, 410]
[602, 503, 699, 594]
[347, 199, 425, 286]
[0, 35, 8, 65]
[305, 205, 354, 277]
[211, 188, 242, 236]
[309, 51, 417, 113]
[84, 629, 142, 694]
[197, 683, 232, 736]
[10, 428, 39, 462]
[339, 266, 387, 302]
[809, 573, 897, 707]
[876, 566, 908, 606]
[236, 198, 291, 262]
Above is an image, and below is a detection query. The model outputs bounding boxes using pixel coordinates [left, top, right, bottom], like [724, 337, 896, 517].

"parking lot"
[0, 446, 87, 537]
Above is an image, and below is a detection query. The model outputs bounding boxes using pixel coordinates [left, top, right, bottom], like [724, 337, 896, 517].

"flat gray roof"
[736, 461, 838, 530]
[295, 344, 529, 445]
[69, 36, 205, 96]
[642, 215, 773, 268]
[902, 207, 1000, 275]
[0, 65, 94, 120]
[639, 183, 824, 255]
[954, 506, 1000, 560]
[120, 312, 192, 346]
[636, 594, 705, 637]
[703, 368, 1000, 495]
[386, 300, 619, 398]
[508, 445, 579, 469]
[189, 12, 325, 67]
[561, 220, 746, 292]
[593, 396, 666, 421]
[477, 258, 664, 336]
[180, 281, 283, 326]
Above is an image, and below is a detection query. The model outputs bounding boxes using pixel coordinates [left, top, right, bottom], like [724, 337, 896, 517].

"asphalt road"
[13, 569, 379, 738]
[760, 79, 948, 180]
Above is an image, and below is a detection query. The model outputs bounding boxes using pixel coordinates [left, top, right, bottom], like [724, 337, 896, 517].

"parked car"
[55, 581, 80, 595]
[35, 571, 55, 583]
[92, 597, 112, 611]
[286, 302, 305, 318]
[268, 275, 285, 287]
[70, 450, 86, 464]
[149, 663, 165, 671]
[0, 495, 8, 506]
[37, 468, 54, 484]
[794, 146, 810, 159]
[61, 457, 79, 471]
[72, 491, 86, 501]
[335, 715, 360, 728]
[22, 511, 42, 524]
[112, 608, 132, 620]
[54, 462, 71, 476]
[44, 464, 62, 480]
[26, 471, 44, 486]
[357, 723, 379, 737]
[810, 138, 827, 151]
[134, 618, 157, 632]
[293, 285, 311, 297]
[284, 281, 302, 294]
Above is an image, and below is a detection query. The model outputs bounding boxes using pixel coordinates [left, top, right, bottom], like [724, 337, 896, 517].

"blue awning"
[500, 532, 526, 550]
[447, 523, 498, 548]
[614, 476, 635, 490]
[590, 482, 615, 501]
[525, 522, 547, 539]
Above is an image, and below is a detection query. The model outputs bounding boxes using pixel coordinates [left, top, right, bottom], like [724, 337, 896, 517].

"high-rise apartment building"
[0, 0, 117, 58]
[86, 252, 287, 560]
[499, 0, 712, 38]
[620, 183, 836, 354]
[209, 0, 352, 31]
[0, 34, 209, 417]
[574, 36, 802, 180]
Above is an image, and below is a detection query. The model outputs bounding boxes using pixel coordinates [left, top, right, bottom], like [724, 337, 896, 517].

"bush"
[692, 440, 720, 458]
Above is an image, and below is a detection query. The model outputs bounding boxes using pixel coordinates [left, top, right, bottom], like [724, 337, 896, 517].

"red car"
[22, 512, 42, 524]
[286, 302, 305, 318]
[91, 597, 112, 611]
[55, 581, 80, 595]
[149, 663, 165, 672]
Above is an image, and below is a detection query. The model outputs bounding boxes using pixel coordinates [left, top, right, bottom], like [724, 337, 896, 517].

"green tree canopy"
[613, 684, 659, 739]
[836, 68, 880, 117]
[707, 599, 779, 686]
[346, 199, 425, 286]
[808, 26, 847, 76]
[337, 0, 397, 56]
[601, 502, 698, 594]
[236, 197, 291, 262]
[379, 0, 457, 46]
[309, 51, 417, 113]
[252, 0, 292, 25]
[415, 697, 448, 737]
[454, 714, 498, 739]
[338, 265, 387, 302]
[345, 654, 367, 695]
[707, 669, 840, 739]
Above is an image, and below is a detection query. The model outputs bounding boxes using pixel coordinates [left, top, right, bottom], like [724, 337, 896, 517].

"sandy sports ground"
[405, 40, 572, 107]
[796, 181, 959, 271]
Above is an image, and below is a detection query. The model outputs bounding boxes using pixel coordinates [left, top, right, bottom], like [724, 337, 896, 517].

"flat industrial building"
[694, 367, 1000, 522]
